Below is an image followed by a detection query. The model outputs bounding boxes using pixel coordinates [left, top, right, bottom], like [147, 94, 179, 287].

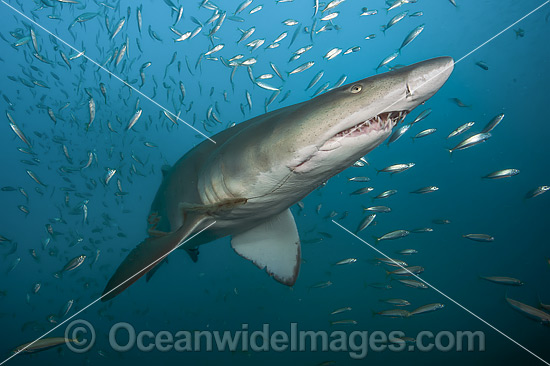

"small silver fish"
[374, 309, 410, 318]
[483, 169, 520, 179]
[350, 187, 374, 195]
[448, 132, 491, 154]
[126, 109, 143, 130]
[525, 186, 550, 199]
[26, 170, 47, 187]
[59, 299, 74, 317]
[409, 303, 444, 316]
[376, 52, 399, 70]
[386, 265, 424, 276]
[320, 12, 339, 21]
[397, 249, 418, 255]
[330, 319, 357, 325]
[411, 109, 432, 125]
[380, 298, 410, 306]
[57, 255, 86, 275]
[463, 233, 494, 242]
[447, 121, 475, 139]
[356, 214, 376, 233]
[506, 296, 550, 324]
[105, 168, 116, 185]
[376, 163, 414, 175]
[397, 279, 428, 289]
[412, 128, 436, 141]
[384, 12, 409, 33]
[373, 257, 407, 267]
[410, 186, 439, 194]
[375, 229, 409, 243]
[480, 276, 523, 286]
[205, 44, 224, 56]
[310, 280, 332, 289]
[480, 113, 504, 133]
[334, 258, 357, 265]
[331, 306, 352, 315]
[289, 61, 314, 75]
[306, 71, 324, 91]
[363, 206, 391, 213]
[399, 24, 424, 50]
[387, 124, 410, 145]
[411, 227, 433, 233]
[87, 97, 95, 130]
[373, 189, 397, 200]
[324, 48, 342, 60]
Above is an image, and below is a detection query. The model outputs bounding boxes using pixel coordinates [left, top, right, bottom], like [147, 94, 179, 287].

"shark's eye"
[350, 84, 362, 93]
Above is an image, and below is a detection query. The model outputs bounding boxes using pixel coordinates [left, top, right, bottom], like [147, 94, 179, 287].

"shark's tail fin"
[102, 198, 246, 301]
[102, 213, 206, 301]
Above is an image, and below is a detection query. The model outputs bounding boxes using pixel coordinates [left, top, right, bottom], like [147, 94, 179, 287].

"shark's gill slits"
[335, 111, 408, 138]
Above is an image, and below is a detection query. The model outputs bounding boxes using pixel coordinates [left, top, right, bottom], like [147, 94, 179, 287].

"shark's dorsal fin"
[161, 165, 171, 177]
[231, 208, 301, 286]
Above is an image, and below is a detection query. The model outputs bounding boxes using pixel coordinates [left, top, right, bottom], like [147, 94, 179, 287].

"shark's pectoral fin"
[231, 209, 301, 286]
[102, 212, 205, 301]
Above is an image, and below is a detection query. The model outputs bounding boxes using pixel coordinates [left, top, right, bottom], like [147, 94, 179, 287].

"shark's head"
[198, 57, 453, 211]
[285, 56, 454, 175]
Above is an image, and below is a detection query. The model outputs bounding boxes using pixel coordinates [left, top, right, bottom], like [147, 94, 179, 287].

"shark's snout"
[407, 56, 454, 102]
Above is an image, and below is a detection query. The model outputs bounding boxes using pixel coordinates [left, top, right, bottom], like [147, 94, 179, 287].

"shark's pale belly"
[197, 171, 316, 240]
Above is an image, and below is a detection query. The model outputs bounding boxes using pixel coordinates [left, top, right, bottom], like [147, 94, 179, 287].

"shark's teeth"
[334, 111, 408, 138]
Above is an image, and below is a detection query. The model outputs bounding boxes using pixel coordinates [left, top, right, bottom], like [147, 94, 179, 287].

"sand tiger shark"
[102, 57, 454, 301]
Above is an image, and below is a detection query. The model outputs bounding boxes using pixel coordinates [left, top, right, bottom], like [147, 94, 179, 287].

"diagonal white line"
[0, 0, 216, 144]
[332, 220, 550, 366]
[0, 221, 216, 365]
[379, 1, 549, 121]
[1, 0, 548, 364]
[455, 0, 550, 64]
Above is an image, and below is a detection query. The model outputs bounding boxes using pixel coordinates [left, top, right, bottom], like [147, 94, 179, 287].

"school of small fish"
[0, 0, 548, 360]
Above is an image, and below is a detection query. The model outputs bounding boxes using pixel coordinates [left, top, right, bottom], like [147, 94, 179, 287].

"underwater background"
[1, 0, 550, 365]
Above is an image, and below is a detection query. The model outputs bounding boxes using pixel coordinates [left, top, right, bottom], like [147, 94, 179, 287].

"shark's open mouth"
[334, 111, 408, 138]
[293, 110, 410, 171]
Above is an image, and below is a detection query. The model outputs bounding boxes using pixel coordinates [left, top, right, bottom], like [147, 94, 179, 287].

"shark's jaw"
[331, 111, 407, 139]
[292, 110, 408, 174]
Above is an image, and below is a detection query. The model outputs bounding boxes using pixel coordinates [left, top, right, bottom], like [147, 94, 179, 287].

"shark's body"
[103, 57, 454, 301]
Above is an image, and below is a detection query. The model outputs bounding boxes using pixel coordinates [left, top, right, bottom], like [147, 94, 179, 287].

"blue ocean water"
[1, 0, 549, 365]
